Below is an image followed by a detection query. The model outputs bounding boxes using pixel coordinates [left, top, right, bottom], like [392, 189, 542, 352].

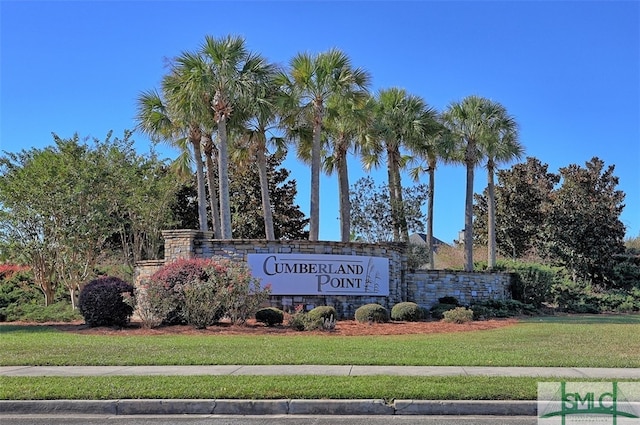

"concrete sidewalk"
[1, 365, 639, 378]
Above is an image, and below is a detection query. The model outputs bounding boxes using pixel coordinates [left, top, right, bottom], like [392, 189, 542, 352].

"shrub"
[506, 261, 559, 308]
[2, 301, 82, 322]
[438, 296, 460, 306]
[391, 302, 423, 321]
[182, 280, 225, 329]
[354, 303, 389, 323]
[287, 305, 307, 331]
[430, 303, 457, 320]
[134, 281, 174, 329]
[78, 276, 134, 327]
[307, 306, 338, 321]
[469, 299, 537, 319]
[255, 307, 284, 326]
[442, 306, 474, 323]
[148, 258, 216, 325]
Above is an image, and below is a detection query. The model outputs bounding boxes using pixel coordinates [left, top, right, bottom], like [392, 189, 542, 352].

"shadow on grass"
[520, 313, 640, 324]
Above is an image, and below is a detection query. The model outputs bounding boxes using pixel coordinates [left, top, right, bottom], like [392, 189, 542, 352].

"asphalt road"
[0, 415, 538, 425]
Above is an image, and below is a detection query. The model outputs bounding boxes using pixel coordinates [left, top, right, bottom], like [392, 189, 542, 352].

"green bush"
[354, 303, 389, 323]
[78, 276, 135, 327]
[307, 306, 337, 321]
[430, 303, 457, 320]
[438, 296, 460, 306]
[391, 302, 423, 321]
[442, 306, 474, 323]
[2, 301, 82, 322]
[182, 280, 225, 329]
[469, 299, 537, 319]
[255, 307, 284, 326]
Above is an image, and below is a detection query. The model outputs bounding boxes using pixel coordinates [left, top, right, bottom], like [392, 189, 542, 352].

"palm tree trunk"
[202, 134, 222, 238]
[190, 136, 209, 232]
[256, 140, 275, 240]
[309, 102, 323, 241]
[389, 147, 409, 242]
[426, 156, 436, 269]
[387, 148, 401, 242]
[217, 117, 233, 239]
[464, 158, 475, 272]
[487, 159, 497, 270]
[336, 141, 351, 242]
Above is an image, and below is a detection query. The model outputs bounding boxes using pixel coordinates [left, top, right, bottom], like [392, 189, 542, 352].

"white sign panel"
[248, 254, 389, 296]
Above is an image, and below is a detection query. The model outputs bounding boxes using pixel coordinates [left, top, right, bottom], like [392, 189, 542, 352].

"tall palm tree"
[482, 115, 522, 269]
[320, 90, 373, 242]
[277, 48, 370, 241]
[409, 115, 450, 269]
[233, 69, 286, 240]
[442, 95, 513, 271]
[135, 88, 209, 232]
[363, 88, 431, 243]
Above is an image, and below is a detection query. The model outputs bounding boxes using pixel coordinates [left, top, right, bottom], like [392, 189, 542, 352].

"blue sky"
[1, 1, 638, 244]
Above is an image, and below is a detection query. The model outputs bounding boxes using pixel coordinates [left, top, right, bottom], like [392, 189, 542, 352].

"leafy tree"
[474, 157, 559, 259]
[349, 176, 428, 243]
[542, 157, 626, 285]
[173, 152, 309, 240]
[442, 96, 515, 271]
[277, 48, 370, 241]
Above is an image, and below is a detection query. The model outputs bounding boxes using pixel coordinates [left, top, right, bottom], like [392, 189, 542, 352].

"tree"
[363, 88, 435, 242]
[473, 157, 559, 259]
[322, 93, 373, 242]
[135, 88, 209, 232]
[349, 176, 428, 243]
[481, 109, 522, 269]
[198, 35, 274, 239]
[442, 95, 513, 271]
[278, 48, 370, 241]
[542, 157, 626, 286]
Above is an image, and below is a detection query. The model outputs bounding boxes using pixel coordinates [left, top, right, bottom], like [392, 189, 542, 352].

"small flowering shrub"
[134, 281, 173, 329]
[78, 276, 134, 327]
[146, 257, 270, 329]
[147, 258, 215, 325]
[442, 306, 474, 324]
[391, 302, 424, 322]
[255, 307, 284, 327]
[354, 303, 389, 323]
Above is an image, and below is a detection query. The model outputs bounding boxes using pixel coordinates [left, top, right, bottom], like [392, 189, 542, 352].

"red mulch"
[8, 318, 518, 337]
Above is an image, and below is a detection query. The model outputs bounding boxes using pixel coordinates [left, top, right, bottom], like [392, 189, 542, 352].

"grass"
[1, 316, 638, 401]
[1, 319, 640, 367]
[4, 376, 639, 401]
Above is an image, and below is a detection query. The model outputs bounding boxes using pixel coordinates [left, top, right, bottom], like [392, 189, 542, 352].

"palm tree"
[363, 88, 432, 243]
[277, 49, 370, 241]
[482, 114, 522, 269]
[442, 95, 514, 271]
[135, 88, 209, 232]
[410, 115, 450, 269]
[233, 69, 286, 240]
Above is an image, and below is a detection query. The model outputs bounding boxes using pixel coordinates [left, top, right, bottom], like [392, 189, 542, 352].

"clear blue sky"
[1, 1, 638, 244]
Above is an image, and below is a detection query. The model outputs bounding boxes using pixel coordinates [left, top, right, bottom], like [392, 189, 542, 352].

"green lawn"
[1, 316, 639, 401]
[1, 318, 639, 367]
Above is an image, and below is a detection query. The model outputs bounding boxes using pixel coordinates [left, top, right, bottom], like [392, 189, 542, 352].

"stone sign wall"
[135, 230, 512, 318]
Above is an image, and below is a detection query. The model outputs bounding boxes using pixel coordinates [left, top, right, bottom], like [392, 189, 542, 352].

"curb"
[0, 399, 538, 416]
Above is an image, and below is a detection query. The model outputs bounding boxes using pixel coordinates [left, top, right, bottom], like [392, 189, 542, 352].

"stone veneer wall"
[406, 270, 512, 307]
[135, 230, 512, 319]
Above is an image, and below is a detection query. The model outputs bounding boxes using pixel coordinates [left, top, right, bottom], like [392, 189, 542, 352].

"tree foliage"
[0, 132, 179, 305]
[542, 157, 626, 285]
[474, 157, 559, 259]
[349, 176, 427, 243]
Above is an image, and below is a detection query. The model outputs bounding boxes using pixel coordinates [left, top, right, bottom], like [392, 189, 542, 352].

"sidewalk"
[2, 366, 639, 417]
[2, 365, 639, 378]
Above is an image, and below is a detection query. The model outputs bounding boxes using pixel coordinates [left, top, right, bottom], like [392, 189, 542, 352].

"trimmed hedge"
[391, 302, 424, 321]
[255, 307, 284, 327]
[78, 276, 134, 327]
[307, 306, 337, 321]
[354, 303, 389, 323]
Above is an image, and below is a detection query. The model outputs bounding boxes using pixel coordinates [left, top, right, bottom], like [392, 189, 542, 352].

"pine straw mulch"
[14, 317, 518, 337]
